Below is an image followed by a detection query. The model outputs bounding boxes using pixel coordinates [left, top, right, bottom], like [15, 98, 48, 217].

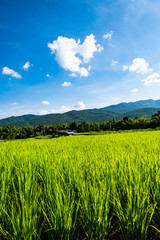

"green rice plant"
[0, 155, 13, 239]
[40, 160, 80, 240]
[0, 131, 160, 239]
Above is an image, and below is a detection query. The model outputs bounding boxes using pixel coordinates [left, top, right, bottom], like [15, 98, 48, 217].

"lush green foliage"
[1, 111, 160, 140]
[0, 107, 158, 127]
[0, 131, 160, 239]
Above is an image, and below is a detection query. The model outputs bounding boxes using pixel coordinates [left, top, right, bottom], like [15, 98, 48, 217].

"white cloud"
[68, 73, 77, 77]
[48, 34, 103, 77]
[46, 73, 51, 78]
[60, 105, 73, 112]
[2, 67, 22, 79]
[41, 101, 50, 105]
[10, 102, 17, 105]
[123, 65, 128, 71]
[23, 61, 31, 71]
[111, 60, 118, 66]
[88, 65, 91, 71]
[79, 67, 90, 77]
[75, 101, 85, 109]
[77, 34, 103, 62]
[61, 81, 71, 87]
[39, 110, 50, 115]
[51, 101, 86, 113]
[103, 31, 113, 40]
[141, 72, 160, 85]
[123, 58, 152, 74]
[60, 101, 85, 112]
[131, 88, 138, 93]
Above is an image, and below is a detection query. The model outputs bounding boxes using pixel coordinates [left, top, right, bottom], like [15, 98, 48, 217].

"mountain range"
[0, 99, 160, 127]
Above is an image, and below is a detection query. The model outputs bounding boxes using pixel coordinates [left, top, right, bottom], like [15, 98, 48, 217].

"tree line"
[0, 111, 160, 140]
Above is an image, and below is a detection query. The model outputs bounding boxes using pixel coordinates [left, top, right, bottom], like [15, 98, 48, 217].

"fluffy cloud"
[41, 101, 86, 115]
[68, 73, 77, 77]
[61, 81, 71, 87]
[42, 101, 50, 105]
[51, 101, 85, 113]
[123, 58, 152, 74]
[79, 67, 89, 77]
[75, 101, 85, 109]
[77, 35, 103, 62]
[48, 34, 103, 77]
[39, 110, 50, 115]
[2, 67, 22, 79]
[60, 105, 73, 112]
[60, 101, 85, 112]
[103, 31, 113, 40]
[141, 72, 160, 85]
[123, 65, 128, 71]
[131, 88, 138, 93]
[23, 61, 32, 71]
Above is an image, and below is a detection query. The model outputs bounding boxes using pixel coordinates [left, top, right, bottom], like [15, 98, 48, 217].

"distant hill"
[0, 99, 160, 127]
[120, 108, 160, 119]
[12, 109, 120, 127]
[0, 114, 40, 127]
[101, 99, 160, 113]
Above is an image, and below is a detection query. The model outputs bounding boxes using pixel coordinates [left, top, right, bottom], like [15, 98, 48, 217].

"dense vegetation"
[0, 131, 160, 239]
[0, 109, 119, 127]
[1, 111, 160, 140]
[1, 99, 160, 127]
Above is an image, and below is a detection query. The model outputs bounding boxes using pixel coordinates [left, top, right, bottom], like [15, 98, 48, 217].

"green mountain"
[12, 109, 120, 127]
[101, 99, 160, 113]
[120, 108, 160, 119]
[0, 99, 160, 127]
[0, 114, 40, 127]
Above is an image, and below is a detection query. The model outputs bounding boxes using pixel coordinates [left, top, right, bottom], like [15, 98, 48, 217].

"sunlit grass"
[0, 131, 160, 239]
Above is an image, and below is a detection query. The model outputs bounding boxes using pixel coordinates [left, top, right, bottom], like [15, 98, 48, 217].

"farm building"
[58, 130, 75, 136]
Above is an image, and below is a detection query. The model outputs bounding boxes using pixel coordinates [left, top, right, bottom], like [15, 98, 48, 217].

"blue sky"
[1, 0, 160, 118]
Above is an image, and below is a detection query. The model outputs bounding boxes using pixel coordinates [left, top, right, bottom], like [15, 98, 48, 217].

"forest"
[0, 111, 160, 140]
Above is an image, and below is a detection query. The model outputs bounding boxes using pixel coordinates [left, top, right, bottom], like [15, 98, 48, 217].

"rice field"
[0, 131, 160, 240]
